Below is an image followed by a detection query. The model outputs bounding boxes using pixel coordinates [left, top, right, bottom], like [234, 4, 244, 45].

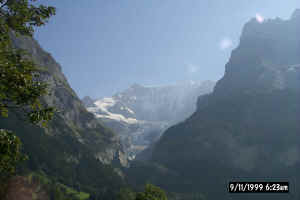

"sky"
[34, 0, 300, 98]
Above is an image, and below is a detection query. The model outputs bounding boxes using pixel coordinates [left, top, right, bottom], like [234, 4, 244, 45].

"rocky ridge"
[85, 81, 215, 159]
[0, 33, 128, 199]
[129, 10, 300, 200]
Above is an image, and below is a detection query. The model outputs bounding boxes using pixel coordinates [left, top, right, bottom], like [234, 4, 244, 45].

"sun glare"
[255, 13, 264, 23]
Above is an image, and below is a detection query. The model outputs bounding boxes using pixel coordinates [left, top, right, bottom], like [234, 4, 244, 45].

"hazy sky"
[35, 0, 300, 98]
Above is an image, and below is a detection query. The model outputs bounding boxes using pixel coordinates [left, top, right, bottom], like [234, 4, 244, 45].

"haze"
[35, 0, 300, 98]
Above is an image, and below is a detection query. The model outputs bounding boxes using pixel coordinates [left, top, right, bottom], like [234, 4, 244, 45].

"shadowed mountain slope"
[128, 10, 300, 200]
[0, 33, 128, 199]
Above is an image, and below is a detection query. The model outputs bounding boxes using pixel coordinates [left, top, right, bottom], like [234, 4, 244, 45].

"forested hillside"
[0, 1, 128, 199]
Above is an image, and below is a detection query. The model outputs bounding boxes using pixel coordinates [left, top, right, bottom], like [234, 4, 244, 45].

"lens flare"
[220, 38, 233, 50]
[255, 13, 264, 23]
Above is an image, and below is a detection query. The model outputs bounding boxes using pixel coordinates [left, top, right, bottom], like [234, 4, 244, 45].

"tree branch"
[0, 0, 8, 9]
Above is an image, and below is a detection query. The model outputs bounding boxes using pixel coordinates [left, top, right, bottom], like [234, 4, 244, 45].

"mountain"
[82, 96, 95, 107]
[85, 81, 215, 159]
[128, 10, 300, 200]
[0, 33, 128, 199]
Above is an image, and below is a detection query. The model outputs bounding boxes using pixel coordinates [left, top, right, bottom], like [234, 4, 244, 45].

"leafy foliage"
[0, 0, 56, 126]
[117, 188, 136, 200]
[0, 113, 126, 200]
[135, 184, 168, 200]
[0, 0, 56, 36]
[0, 129, 27, 176]
[0, 0, 56, 181]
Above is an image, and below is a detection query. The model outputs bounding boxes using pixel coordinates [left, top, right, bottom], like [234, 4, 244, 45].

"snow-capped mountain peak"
[88, 97, 138, 124]
[84, 80, 215, 159]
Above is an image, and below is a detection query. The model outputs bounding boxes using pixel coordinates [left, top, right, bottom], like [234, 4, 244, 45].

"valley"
[1, 1, 300, 200]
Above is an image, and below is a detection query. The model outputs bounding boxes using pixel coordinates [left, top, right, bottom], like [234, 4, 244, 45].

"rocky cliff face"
[9, 33, 128, 166]
[90, 81, 215, 123]
[85, 81, 215, 159]
[0, 33, 128, 198]
[141, 10, 300, 200]
[215, 10, 300, 96]
[82, 96, 95, 107]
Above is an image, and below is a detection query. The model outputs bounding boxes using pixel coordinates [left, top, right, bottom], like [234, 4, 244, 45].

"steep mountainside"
[0, 33, 128, 199]
[130, 10, 300, 200]
[85, 81, 215, 159]
[82, 96, 95, 107]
